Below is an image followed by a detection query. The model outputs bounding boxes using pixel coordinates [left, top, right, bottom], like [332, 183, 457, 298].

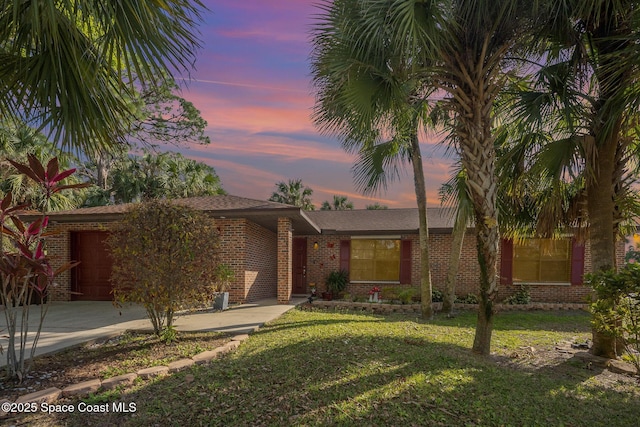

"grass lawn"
[18, 308, 639, 426]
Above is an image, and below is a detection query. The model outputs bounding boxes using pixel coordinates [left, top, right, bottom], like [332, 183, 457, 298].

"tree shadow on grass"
[24, 310, 638, 427]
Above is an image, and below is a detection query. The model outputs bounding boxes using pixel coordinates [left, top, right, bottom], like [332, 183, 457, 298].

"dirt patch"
[0, 331, 230, 403]
[492, 340, 639, 389]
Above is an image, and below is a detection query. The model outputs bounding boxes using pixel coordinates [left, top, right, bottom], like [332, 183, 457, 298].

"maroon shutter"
[571, 238, 585, 285]
[500, 239, 513, 285]
[400, 239, 412, 284]
[339, 240, 350, 275]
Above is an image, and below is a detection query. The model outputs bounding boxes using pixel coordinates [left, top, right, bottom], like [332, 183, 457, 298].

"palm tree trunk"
[456, 89, 499, 356]
[586, 138, 618, 273]
[587, 131, 622, 358]
[409, 133, 433, 319]
[443, 213, 466, 315]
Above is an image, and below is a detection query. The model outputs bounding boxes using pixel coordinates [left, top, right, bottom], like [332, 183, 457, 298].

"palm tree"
[312, 0, 541, 351]
[311, 0, 436, 318]
[83, 150, 225, 206]
[503, 1, 640, 357]
[321, 195, 354, 210]
[268, 179, 315, 210]
[0, 1, 206, 154]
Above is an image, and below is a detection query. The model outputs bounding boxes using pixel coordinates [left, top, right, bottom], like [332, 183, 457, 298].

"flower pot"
[322, 292, 333, 301]
[213, 292, 229, 310]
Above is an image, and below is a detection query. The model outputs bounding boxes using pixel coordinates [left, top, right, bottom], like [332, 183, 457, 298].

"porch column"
[277, 217, 293, 303]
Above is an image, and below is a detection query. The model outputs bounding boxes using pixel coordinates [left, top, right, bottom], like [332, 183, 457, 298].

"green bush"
[325, 270, 348, 295]
[456, 293, 479, 304]
[585, 264, 640, 372]
[431, 289, 444, 302]
[504, 284, 531, 305]
[381, 287, 400, 301]
[398, 288, 417, 304]
[109, 199, 220, 335]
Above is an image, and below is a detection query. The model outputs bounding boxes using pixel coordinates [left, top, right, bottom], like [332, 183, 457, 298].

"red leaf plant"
[0, 156, 83, 381]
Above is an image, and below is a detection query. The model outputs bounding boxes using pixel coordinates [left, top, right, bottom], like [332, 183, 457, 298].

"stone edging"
[0, 333, 250, 416]
[308, 300, 589, 313]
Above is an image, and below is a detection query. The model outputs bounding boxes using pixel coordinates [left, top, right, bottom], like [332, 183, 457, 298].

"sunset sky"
[173, 0, 454, 209]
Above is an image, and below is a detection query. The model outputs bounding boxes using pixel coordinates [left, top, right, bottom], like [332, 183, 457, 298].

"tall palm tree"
[312, 0, 541, 352]
[312, 0, 436, 318]
[268, 179, 315, 211]
[0, 1, 205, 154]
[321, 195, 354, 210]
[503, 1, 640, 357]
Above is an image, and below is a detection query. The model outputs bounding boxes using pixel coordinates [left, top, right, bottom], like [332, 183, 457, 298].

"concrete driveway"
[0, 298, 305, 365]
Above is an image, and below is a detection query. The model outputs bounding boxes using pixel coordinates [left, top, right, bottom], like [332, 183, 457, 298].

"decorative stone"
[608, 359, 637, 376]
[232, 334, 250, 342]
[101, 373, 138, 390]
[137, 366, 169, 379]
[15, 387, 61, 404]
[223, 341, 240, 351]
[192, 349, 223, 364]
[168, 358, 195, 372]
[62, 378, 102, 397]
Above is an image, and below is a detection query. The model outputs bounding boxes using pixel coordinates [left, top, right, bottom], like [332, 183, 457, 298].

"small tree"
[109, 199, 220, 335]
[1, 156, 84, 380]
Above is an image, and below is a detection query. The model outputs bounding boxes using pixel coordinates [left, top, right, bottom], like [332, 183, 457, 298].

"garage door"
[70, 231, 113, 301]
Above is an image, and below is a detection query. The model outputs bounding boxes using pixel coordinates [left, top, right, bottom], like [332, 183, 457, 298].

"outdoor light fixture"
[313, 241, 319, 250]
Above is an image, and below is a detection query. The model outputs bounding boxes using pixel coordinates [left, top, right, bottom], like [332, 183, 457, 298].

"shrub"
[325, 270, 348, 295]
[109, 199, 220, 335]
[381, 287, 400, 301]
[456, 293, 479, 304]
[431, 289, 444, 303]
[585, 264, 640, 370]
[398, 288, 417, 304]
[214, 263, 235, 293]
[503, 284, 531, 305]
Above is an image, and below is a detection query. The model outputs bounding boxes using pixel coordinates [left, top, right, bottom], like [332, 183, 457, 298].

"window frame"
[349, 236, 402, 283]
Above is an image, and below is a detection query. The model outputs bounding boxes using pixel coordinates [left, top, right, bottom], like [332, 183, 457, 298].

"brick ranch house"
[34, 194, 623, 305]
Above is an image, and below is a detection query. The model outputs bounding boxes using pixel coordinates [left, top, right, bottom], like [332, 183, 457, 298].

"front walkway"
[0, 298, 306, 365]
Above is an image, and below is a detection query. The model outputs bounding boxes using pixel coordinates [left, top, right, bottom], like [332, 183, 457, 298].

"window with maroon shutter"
[348, 238, 402, 282]
[511, 238, 576, 284]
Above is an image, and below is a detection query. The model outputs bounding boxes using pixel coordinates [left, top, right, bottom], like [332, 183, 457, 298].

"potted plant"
[213, 263, 234, 310]
[323, 269, 348, 300]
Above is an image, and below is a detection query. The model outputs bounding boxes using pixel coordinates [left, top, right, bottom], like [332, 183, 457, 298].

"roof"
[24, 195, 462, 235]
[306, 208, 457, 235]
[26, 195, 320, 235]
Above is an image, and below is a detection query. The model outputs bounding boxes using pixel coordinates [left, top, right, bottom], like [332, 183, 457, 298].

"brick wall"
[244, 221, 277, 301]
[301, 231, 626, 304]
[45, 217, 282, 305]
[216, 218, 247, 303]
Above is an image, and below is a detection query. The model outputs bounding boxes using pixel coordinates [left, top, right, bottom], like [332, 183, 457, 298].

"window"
[513, 238, 572, 283]
[350, 239, 400, 282]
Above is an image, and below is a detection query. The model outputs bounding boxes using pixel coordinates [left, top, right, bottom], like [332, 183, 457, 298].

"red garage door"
[70, 231, 113, 301]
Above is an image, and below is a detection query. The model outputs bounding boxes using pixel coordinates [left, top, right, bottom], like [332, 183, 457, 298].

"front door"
[292, 237, 307, 294]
